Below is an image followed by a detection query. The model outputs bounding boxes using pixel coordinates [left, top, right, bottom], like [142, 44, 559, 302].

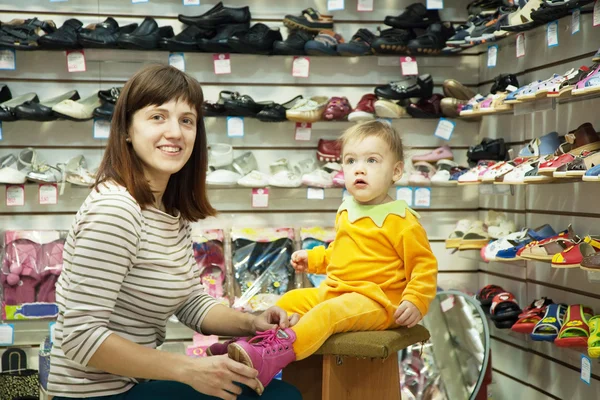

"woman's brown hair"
[95, 64, 216, 221]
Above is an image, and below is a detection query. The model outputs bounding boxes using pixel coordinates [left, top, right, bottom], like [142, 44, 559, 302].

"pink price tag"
[400, 56, 418, 75]
[213, 53, 231, 74]
[6, 184, 24, 207]
[66, 49, 86, 73]
[251, 188, 269, 208]
[357, 0, 374, 11]
[295, 122, 312, 141]
[292, 56, 310, 78]
[38, 183, 58, 205]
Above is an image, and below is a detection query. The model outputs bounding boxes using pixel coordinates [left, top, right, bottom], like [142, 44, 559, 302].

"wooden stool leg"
[282, 355, 323, 400]
[322, 353, 401, 400]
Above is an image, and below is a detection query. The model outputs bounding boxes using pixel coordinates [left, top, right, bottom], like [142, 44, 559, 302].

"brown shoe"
[443, 79, 476, 101]
[283, 8, 333, 33]
[441, 97, 467, 118]
[566, 123, 600, 154]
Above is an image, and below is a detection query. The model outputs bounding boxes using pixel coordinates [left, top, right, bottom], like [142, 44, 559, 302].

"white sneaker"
[302, 169, 334, 188]
[269, 170, 302, 187]
[206, 170, 242, 187]
[238, 170, 270, 188]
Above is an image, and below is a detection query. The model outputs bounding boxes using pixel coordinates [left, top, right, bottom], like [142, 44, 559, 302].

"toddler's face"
[342, 136, 403, 205]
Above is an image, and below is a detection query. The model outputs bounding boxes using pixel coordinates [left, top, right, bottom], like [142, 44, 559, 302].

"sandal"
[203, 91, 239, 117]
[530, 303, 568, 341]
[499, 0, 545, 33]
[511, 297, 554, 334]
[554, 304, 594, 348]
[548, 66, 590, 98]
[518, 234, 579, 262]
[572, 64, 600, 96]
[476, 284, 505, 310]
[588, 316, 600, 358]
[445, 219, 472, 249]
[0, 18, 57, 50]
[490, 292, 522, 329]
[551, 236, 600, 268]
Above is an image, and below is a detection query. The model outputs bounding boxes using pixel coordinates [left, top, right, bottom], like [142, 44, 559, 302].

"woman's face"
[129, 99, 197, 186]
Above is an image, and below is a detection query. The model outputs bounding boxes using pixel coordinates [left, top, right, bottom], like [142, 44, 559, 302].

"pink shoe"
[228, 328, 297, 394]
[332, 170, 345, 187]
[207, 337, 247, 356]
[411, 145, 453, 163]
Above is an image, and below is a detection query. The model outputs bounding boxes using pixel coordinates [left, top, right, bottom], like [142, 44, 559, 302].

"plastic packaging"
[231, 227, 295, 312]
[191, 229, 227, 302]
[300, 227, 335, 288]
[399, 344, 448, 400]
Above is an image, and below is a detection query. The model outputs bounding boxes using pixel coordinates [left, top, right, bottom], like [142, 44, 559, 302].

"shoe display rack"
[1, 1, 600, 399]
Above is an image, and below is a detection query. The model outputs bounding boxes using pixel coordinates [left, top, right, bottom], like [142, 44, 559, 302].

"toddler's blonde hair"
[339, 120, 404, 162]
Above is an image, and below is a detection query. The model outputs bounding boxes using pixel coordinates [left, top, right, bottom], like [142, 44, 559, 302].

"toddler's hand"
[291, 250, 308, 272]
[394, 301, 422, 328]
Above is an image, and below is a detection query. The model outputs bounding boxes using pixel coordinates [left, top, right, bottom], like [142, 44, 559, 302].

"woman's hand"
[250, 306, 300, 334]
[181, 354, 261, 399]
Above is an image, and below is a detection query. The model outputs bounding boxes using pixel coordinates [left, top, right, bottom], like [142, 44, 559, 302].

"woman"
[47, 64, 302, 400]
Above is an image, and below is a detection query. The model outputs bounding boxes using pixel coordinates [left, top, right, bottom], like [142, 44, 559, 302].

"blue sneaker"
[583, 163, 600, 182]
[496, 224, 557, 261]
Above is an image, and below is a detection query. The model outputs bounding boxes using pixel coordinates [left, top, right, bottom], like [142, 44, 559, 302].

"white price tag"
[328, 0, 344, 11]
[227, 117, 244, 137]
[39, 183, 58, 205]
[427, 0, 444, 9]
[295, 122, 312, 141]
[292, 56, 310, 78]
[434, 118, 455, 141]
[547, 21, 559, 47]
[396, 187, 413, 206]
[414, 187, 431, 207]
[572, 8, 581, 34]
[0, 49, 16, 70]
[132, 0, 148, 3]
[581, 354, 591, 385]
[169, 52, 185, 71]
[252, 188, 269, 208]
[183, 0, 200, 4]
[49, 321, 56, 344]
[441, 296, 455, 312]
[307, 187, 325, 200]
[357, 0, 373, 11]
[400, 56, 418, 76]
[213, 53, 231, 74]
[0, 324, 14, 346]
[66, 49, 86, 72]
[516, 34, 525, 58]
[6, 185, 24, 207]
[487, 45, 498, 68]
[93, 118, 111, 139]
[595, 0, 600, 27]
[0, 121, 3, 141]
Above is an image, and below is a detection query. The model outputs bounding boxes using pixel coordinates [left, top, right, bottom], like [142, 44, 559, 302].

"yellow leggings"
[276, 288, 394, 360]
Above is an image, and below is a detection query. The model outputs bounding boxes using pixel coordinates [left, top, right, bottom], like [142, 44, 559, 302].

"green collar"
[338, 196, 420, 228]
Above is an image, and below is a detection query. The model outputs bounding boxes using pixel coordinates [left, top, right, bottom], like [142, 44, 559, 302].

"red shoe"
[348, 94, 377, 122]
[323, 97, 352, 121]
[317, 138, 341, 162]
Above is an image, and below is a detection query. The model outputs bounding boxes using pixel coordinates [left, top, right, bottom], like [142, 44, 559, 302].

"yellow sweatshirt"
[307, 196, 438, 317]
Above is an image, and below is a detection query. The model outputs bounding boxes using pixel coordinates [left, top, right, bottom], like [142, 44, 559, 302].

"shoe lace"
[249, 329, 290, 354]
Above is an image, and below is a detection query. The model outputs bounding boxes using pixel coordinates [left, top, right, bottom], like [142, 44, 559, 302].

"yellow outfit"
[277, 196, 438, 360]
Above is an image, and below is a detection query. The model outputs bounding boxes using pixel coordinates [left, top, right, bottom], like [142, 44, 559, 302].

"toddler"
[225, 120, 438, 393]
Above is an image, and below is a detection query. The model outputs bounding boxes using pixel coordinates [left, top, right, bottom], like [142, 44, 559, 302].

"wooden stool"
[282, 326, 430, 400]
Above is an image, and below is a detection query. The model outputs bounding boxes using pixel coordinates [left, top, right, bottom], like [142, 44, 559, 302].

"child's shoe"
[206, 337, 248, 356]
[228, 328, 297, 394]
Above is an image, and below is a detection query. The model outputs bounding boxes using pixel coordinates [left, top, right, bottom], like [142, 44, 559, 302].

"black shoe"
[0, 18, 57, 50]
[407, 22, 455, 54]
[197, 23, 249, 53]
[370, 28, 415, 55]
[227, 23, 282, 55]
[374, 74, 433, 100]
[93, 102, 115, 120]
[224, 95, 274, 117]
[384, 3, 440, 29]
[0, 85, 12, 104]
[14, 90, 79, 121]
[468, 0, 514, 16]
[0, 93, 39, 121]
[467, 138, 508, 164]
[490, 74, 519, 94]
[118, 17, 174, 50]
[79, 18, 138, 48]
[283, 8, 334, 33]
[178, 2, 251, 28]
[158, 25, 215, 52]
[98, 87, 122, 104]
[273, 30, 315, 55]
[337, 29, 375, 56]
[203, 91, 239, 117]
[256, 95, 303, 122]
[38, 18, 82, 49]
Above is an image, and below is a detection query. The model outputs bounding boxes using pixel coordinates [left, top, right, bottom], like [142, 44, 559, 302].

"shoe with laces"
[337, 28, 375, 56]
[384, 3, 440, 29]
[228, 328, 297, 394]
[348, 94, 377, 122]
[283, 8, 334, 32]
[273, 30, 314, 55]
[228, 23, 282, 55]
[304, 30, 344, 56]
[407, 22, 456, 54]
[370, 27, 415, 55]
[207, 337, 247, 356]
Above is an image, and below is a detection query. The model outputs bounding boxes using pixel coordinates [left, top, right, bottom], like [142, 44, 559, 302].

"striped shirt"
[47, 182, 218, 397]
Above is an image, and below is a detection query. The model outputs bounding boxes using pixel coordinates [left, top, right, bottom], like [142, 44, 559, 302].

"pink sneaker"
[207, 337, 247, 356]
[332, 170, 345, 187]
[411, 145, 453, 163]
[228, 328, 297, 394]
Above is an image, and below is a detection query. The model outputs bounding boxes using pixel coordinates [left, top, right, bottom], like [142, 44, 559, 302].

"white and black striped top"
[48, 182, 217, 397]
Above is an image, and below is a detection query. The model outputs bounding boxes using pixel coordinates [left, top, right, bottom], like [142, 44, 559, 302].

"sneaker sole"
[374, 103, 404, 118]
[228, 343, 265, 395]
[348, 111, 376, 122]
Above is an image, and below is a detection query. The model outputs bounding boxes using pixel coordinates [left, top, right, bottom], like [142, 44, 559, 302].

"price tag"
[213, 53, 231, 74]
[39, 183, 58, 205]
[327, 0, 344, 11]
[441, 296, 455, 312]
[427, 0, 444, 9]
[132, 0, 148, 3]
[342, 189, 351, 199]
[487, 45, 498, 68]
[357, 0, 373, 11]
[66, 49, 86, 72]
[6, 185, 24, 207]
[0, 49, 16, 70]
[93, 118, 111, 139]
[581, 354, 591, 385]
[396, 187, 413, 206]
[595, 0, 600, 27]
[0, 324, 14, 346]
[183, 0, 200, 4]
[400, 56, 418, 76]
[414, 187, 431, 207]
[295, 122, 312, 141]
[434, 118, 455, 141]
[227, 117, 244, 137]
[49, 321, 56, 343]
[307, 187, 325, 200]
[0, 121, 3, 141]
[547, 21, 559, 47]
[292, 56, 310, 78]
[572, 8, 581, 34]
[516, 33, 525, 58]
[252, 188, 269, 208]
[168, 52, 185, 71]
